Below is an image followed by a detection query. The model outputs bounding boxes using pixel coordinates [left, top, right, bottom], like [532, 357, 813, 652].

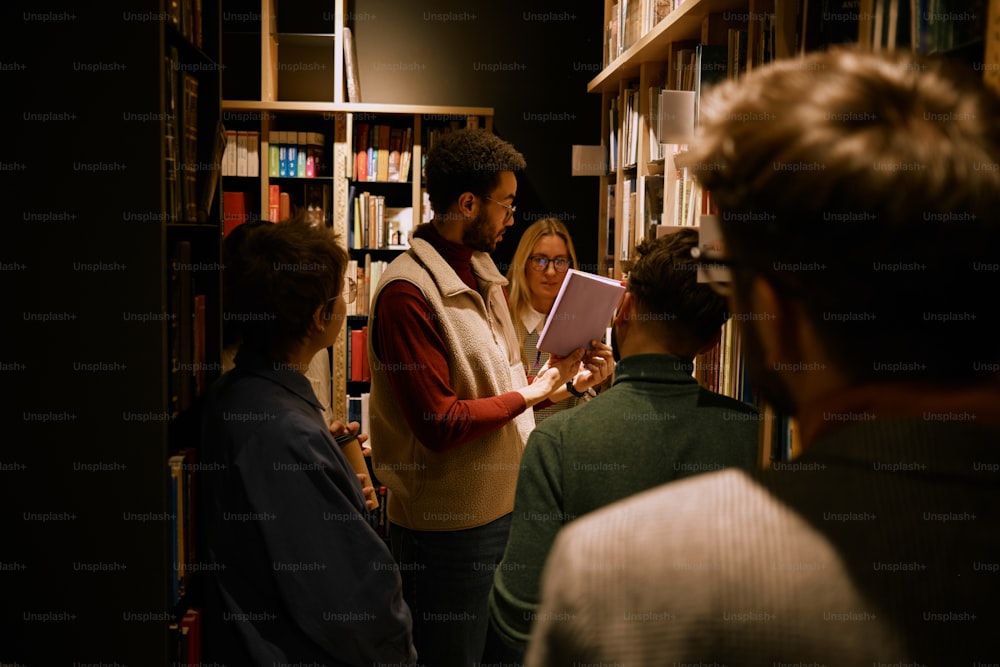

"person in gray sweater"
[489, 228, 760, 652]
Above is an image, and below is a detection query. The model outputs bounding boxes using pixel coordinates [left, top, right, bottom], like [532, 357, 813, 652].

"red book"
[351, 328, 364, 381]
[268, 185, 280, 222]
[355, 123, 369, 181]
[181, 608, 202, 664]
[360, 325, 371, 381]
[279, 192, 291, 222]
[222, 191, 247, 237]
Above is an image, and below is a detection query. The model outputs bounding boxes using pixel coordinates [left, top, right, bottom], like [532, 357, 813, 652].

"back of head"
[685, 48, 1000, 383]
[223, 215, 347, 358]
[423, 128, 526, 214]
[628, 228, 730, 356]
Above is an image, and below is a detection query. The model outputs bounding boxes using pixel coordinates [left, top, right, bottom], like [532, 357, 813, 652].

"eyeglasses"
[329, 276, 357, 306]
[689, 247, 736, 296]
[343, 276, 358, 304]
[483, 196, 516, 222]
[528, 255, 572, 273]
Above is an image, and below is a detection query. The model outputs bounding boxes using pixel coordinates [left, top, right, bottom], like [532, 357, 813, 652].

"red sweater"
[372, 224, 527, 451]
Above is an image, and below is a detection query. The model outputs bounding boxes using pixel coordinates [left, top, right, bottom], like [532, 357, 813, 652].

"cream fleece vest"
[367, 238, 536, 531]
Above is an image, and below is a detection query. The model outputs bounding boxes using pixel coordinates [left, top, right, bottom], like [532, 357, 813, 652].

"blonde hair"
[506, 217, 579, 362]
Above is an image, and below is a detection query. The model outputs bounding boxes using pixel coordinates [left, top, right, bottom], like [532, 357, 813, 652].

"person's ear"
[613, 292, 633, 327]
[456, 191, 478, 220]
[312, 303, 328, 333]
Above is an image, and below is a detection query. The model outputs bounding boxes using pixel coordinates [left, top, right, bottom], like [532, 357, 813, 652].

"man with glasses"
[490, 228, 760, 654]
[526, 48, 1000, 666]
[366, 128, 610, 666]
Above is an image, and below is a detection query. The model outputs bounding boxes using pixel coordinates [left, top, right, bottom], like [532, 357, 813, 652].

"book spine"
[247, 131, 259, 178]
[297, 131, 307, 177]
[269, 131, 279, 177]
[269, 184, 280, 222]
[279, 131, 288, 177]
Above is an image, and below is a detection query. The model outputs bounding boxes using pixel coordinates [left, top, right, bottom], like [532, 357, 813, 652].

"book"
[287, 136, 298, 179]
[236, 131, 248, 177]
[180, 609, 202, 663]
[279, 191, 291, 221]
[223, 129, 238, 176]
[351, 328, 364, 381]
[268, 184, 280, 222]
[297, 131, 308, 177]
[360, 325, 371, 381]
[536, 269, 625, 357]
[386, 128, 403, 181]
[399, 127, 413, 182]
[223, 191, 248, 237]
[268, 131, 279, 177]
[180, 72, 199, 221]
[169, 455, 182, 605]
[246, 131, 259, 177]
[376, 125, 391, 181]
[355, 123, 369, 181]
[343, 26, 362, 103]
[165, 47, 182, 221]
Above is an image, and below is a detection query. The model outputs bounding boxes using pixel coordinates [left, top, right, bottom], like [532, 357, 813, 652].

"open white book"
[536, 269, 626, 357]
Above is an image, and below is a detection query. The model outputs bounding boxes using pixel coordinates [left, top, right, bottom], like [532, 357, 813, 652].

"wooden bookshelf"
[593, 0, 990, 466]
[220, 0, 494, 428]
[8, 0, 223, 662]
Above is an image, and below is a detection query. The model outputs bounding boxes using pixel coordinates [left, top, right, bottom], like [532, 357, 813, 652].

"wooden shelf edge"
[223, 100, 494, 116]
[587, 0, 747, 93]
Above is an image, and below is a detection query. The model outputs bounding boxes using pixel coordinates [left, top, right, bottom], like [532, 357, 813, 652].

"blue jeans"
[391, 515, 524, 667]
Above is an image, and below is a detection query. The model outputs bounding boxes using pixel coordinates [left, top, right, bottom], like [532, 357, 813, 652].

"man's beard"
[462, 209, 498, 253]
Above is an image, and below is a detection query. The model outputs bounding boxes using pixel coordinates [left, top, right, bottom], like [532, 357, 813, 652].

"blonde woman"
[506, 217, 612, 422]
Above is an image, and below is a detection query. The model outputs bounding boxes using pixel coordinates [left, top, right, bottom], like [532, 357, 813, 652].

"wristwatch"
[565, 380, 588, 398]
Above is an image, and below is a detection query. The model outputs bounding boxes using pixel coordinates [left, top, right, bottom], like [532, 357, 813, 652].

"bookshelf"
[219, 0, 495, 432]
[592, 0, 990, 465]
[8, 0, 223, 663]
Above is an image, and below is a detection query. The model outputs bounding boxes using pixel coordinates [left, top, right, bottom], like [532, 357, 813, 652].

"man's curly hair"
[423, 128, 526, 214]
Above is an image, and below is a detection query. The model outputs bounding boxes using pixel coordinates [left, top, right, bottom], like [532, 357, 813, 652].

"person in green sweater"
[488, 227, 760, 653]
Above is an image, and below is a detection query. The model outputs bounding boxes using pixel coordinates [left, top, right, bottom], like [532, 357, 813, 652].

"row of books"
[349, 190, 413, 250]
[346, 256, 390, 317]
[271, 131, 327, 178]
[167, 0, 204, 48]
[353, 124, 413, 182]
[221, 131, 259, 177]
[693, 319, 751, 403]
[606, 0, 678, 65]
[164, 47, 200, 222]
[221, 130, 328, 179]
